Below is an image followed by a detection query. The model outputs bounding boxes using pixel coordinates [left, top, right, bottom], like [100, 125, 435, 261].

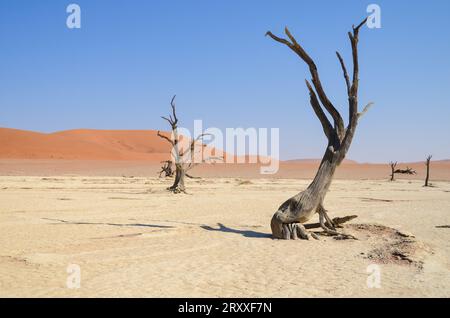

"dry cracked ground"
[0, 176, 449, 297]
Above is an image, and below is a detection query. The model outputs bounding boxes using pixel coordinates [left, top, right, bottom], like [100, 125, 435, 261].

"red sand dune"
[1, 128, 449, 180]
[285, 158, 358, 164]
[0, 128, 266, 163]
[0, 128, 172, 161]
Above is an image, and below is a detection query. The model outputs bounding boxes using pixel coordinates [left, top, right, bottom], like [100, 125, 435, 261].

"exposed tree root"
[186, 174, 201, 179]
[273, 214, 358, 240]
[312, 215, 358, 228]
[317, 206, 357, 240]
[167, 185, 186, 194]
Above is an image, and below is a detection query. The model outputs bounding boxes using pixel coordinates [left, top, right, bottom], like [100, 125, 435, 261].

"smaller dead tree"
[390, 162, 397, 181]
[157, 95, 219, 193]
[158, 160, 174, 178]
[390, 161, 416, 181]
[424, 155, 432, 187]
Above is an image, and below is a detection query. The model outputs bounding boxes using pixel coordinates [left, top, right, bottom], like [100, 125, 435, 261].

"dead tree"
[424, 155, 432, 186]
[390, 161, 417, 181]
[390, 162, 397, 181]
[395, 167, 416, 175]
[158, 160, 174, 178]
[266, 18, 373, 240]
[157, 96, 215, 193]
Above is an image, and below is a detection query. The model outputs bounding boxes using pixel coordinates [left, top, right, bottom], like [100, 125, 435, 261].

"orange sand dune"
[0, 128, 268, 164]
[0, 128, 172, 161]
[285, 158, 358, 164]
[1, 128, 449, 180]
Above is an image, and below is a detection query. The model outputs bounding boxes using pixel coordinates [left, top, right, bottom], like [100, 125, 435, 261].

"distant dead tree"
[158, 160, 174, 178]
[424, 155, 432, 187]
[390, 161, 416, 181]
[157, 96, 219, 193]
[397, 167, 416, 175]
[390, 162, 397, 181]
[266, 18, 373, 240]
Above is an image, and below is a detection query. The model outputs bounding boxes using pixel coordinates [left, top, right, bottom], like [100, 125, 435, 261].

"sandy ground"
[1, 159, 450, 181]
[0, 176, 449, 297]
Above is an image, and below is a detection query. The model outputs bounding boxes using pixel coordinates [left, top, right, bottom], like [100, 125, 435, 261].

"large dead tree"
[157, 96, 215, 193]
[266, 19, 373, 240]
[424, 155, 432, 187]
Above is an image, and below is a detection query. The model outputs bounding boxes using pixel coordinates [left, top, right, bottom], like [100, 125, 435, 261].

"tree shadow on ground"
[42, 218, 174, 229]
[201, 223, 271, 238]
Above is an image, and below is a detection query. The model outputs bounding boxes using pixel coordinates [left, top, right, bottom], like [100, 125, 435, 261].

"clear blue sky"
[1, 0, 449, 162]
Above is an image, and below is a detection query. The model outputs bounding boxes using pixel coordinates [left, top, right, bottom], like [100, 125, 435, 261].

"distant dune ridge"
[1, 128, 449, 180]
[0, 128, 231, 162]
[284, 158, 359, 164]
[0, 128, 172, 161]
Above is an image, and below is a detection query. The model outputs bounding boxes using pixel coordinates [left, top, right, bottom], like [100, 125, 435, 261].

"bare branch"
[336, 51, 351, 95]
[179, 133, 213, 157]
[340, 18, 368, 153]
[157, 130, 174, 145]
[305, 80, 333, 140]
[353, 18, 368, 33]
[170, 95, 178, 125]
[161, 95, 179, 128]
[185, 156, 223, 171]
[284, 27, 299, 46]
[349, 18, 367, 95]
[157, 130, 175, 146]
[358, 102, 374, 118]
[161, 116, 173, 125]
[345, 18, 368, 126]
[265, 31, 293, 48]
[266, 27, 345, 139]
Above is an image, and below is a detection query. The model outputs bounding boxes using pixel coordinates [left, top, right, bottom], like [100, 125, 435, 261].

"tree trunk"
[271, 143, 349, 239]
[424, 155, 432, 187]
[169, 164, 186, 193]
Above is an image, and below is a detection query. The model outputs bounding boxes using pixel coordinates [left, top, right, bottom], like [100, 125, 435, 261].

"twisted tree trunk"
[266, 19, 372, 240]
[169, 164, 186, 193]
